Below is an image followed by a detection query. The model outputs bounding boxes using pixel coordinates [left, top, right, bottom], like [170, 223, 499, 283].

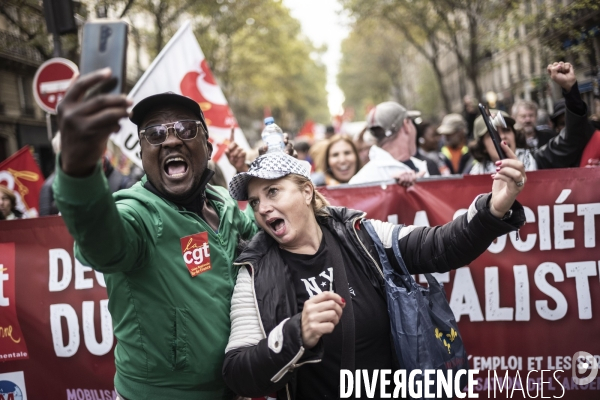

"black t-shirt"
[280, 225, 393, 400]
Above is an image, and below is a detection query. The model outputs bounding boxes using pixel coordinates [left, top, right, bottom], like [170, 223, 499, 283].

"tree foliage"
[191, 0, 329, 137]
[338, 17, 443, 120]
[533, 0, 600, 69]
[117, 0, 329, 138]
[0, 0, 79, 61]
[338, 19, 407, 117]
[0, 0, 328, 141]
[340, 0, 453, 112]
[339, 0, 519, 111]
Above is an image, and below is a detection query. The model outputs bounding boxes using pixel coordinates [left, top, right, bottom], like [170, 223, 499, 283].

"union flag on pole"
[0, 146, 45, 218]
[112, 21, 250, 182]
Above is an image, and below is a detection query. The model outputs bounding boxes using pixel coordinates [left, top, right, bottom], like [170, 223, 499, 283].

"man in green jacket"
[53, 69, 257, 399]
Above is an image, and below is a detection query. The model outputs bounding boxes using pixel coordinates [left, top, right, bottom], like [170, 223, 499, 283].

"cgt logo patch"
[180, 232, 212, 277]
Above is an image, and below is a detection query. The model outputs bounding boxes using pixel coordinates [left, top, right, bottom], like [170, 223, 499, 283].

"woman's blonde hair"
[286, 174, 330, 217]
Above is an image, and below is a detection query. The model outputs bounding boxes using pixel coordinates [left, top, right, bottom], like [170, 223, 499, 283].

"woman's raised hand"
[301, 291, 346, 349]
[489, 141, 526, 219]
[225, 126, 248, 173]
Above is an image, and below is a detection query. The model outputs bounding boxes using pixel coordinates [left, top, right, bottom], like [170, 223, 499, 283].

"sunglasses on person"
[139, 120, 206, 145]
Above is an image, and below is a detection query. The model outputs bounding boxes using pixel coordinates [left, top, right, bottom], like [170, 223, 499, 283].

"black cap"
[551, 99, 566, 122]
[129, 92, 208, 137]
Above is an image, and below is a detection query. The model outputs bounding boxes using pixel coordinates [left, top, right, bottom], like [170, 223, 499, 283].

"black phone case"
[478, 103, 506, 160]
[80, 21, 128, 95]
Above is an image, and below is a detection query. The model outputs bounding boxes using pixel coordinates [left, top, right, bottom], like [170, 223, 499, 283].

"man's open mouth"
[164, 156, 188, 178]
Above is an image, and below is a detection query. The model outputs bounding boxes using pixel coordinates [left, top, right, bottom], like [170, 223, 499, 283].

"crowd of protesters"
[0, 58, 596, 400]
[0, 62, 596, 220]
[216, 62, 598, 191]
[271, 61, 597, 188]
[24, 59, 528, 400]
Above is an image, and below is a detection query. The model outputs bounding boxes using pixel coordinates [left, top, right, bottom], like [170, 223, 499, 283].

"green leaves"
[338, 19, 406, 116]
[111, 0, 329, 140]
[191, 0, 329, 139]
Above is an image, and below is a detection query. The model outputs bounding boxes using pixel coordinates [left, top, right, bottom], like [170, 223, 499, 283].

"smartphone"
[80, 20, 128, 97]
[478, 103, 506, 160]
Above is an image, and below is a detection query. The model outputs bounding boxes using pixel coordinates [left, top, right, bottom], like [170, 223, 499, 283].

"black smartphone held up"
[80, 20, 128, 98]
[478, 103, 506, 160]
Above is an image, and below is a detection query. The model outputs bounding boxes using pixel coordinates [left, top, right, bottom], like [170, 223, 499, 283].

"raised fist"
[547, 62, 576, 92]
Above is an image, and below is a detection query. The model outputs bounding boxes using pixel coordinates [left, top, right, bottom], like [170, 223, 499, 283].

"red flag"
[296, 120, 315, 142]
[0, 146, 45, 217]
[263, 106, 272, 120]
[180, 59, 238, 130]
[579, 130, 600, 167]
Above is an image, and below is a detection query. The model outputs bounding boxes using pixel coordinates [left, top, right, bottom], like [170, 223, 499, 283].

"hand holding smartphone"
[478, 103, 506, 160]
[79, 20, 128, 98]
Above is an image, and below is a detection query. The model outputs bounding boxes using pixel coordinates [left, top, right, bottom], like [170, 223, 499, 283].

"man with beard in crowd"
[512, 100, 556, 149]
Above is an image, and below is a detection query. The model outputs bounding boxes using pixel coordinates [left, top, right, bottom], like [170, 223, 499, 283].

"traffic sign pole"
[46, 113, 53, 143]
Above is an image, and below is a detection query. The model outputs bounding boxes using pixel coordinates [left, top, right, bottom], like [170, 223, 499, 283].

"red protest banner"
[321, 167, 600, 398]
[0, 242, 28, 361]
[0, 217, 115, 399]
[0, 168, 598, 399]
[0, 146, 45, 218]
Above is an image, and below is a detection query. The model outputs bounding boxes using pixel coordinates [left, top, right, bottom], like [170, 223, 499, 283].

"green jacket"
[53, 162, 257, 400]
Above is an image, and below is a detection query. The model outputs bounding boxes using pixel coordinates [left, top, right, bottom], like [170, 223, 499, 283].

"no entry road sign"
[33, 58, 78, 114]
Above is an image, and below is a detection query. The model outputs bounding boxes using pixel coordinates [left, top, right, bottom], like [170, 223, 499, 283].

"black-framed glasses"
[139, 120, 205, 145]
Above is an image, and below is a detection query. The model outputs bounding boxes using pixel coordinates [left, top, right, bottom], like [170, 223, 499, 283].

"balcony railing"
[0, 30, 45, 66]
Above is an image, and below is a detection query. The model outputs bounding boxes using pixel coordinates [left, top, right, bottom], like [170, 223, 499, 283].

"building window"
[0, 135, 8, 162]
[18, 76, 35, 117]
[0, 135, 7, 162]
[529, 47, 536, 75]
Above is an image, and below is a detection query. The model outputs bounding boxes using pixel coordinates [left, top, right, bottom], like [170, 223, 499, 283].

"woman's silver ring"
[516, 179, 525, 187]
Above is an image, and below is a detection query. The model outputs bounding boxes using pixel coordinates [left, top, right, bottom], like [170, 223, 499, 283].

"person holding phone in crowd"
[53, 69, 258, 400]
[468, 61, 594, 174]
[222, 141, 527, 399]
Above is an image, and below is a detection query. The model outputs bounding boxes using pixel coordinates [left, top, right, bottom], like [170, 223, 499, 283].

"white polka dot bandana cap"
[229, 153, 311, 200]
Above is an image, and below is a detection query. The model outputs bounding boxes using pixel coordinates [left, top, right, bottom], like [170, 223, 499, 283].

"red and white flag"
[0, 146, 45, 218]
[112, 21, 250, 182]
